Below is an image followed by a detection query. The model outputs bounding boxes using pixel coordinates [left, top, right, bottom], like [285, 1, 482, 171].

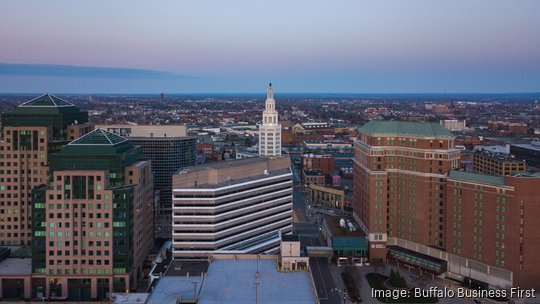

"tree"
[371, 258, 383, 273]
[388, 270, 408, 288]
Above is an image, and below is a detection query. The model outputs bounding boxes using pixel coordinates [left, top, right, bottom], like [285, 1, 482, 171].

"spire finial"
[267, 83, 273, 100]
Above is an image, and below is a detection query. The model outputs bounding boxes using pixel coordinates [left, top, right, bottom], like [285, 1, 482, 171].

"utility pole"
[255, 255, 260, 304]
[254, 274, 260, 304]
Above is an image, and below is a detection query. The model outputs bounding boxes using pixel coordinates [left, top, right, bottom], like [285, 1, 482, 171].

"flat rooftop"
[448, 170, 505, 186]
[324, 215, 366, 237]
[512, 143, 540, 152]
[148, 276, 204, 304]
[113, 293, 150, 304]
[173, 156, 292, 190]
[175, 168, 291, 190]
[303, 170, 323, 176]
[281, 234, 300, 242]
[175, 156, 287, 174]
[324, 215, 366, 238]
[165, 260, 209, 277]
[474, 150, 524, 162]
[0, 258, 32, 276]
[198, 258, 315, 304]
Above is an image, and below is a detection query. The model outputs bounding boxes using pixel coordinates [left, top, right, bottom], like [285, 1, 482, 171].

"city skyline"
[1, 1, 540, 93]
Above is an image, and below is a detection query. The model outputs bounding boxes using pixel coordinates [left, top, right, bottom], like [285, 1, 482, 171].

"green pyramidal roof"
[18, 93, 75, 107]
[69, 128, 128, 146]
[358, 120, 454, 139]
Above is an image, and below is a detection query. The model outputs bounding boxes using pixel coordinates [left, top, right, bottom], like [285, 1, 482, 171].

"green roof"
[358, 120, 454, 139]
[18, 93, 74, 107]
[448, 170, 505, 186]
[69, 128, 127, 146]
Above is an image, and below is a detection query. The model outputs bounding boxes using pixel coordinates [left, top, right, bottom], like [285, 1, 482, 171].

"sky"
[1, 1, 540, 94]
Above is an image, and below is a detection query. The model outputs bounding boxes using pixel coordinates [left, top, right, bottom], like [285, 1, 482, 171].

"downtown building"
[472, 149, 526, 176]
[97, 124, 197, 239]
[445, 171, 540, 289]
[172, 84, 291, 259]
[171, 156, 293, 259]
[0, 94, 88, 246]
[31, 129, 153, 300]
[258, 83, 282, 156]
[354, 120, 540, 290]
[354, 121, 461, 250]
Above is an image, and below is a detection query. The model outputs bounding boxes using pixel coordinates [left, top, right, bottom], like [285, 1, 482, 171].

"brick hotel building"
[354, 121, 461, 249]
[354, 120, 540, 290]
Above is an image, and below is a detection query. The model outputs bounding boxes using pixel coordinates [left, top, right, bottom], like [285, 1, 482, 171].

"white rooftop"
[113, 293, 150, 304]
[147, 276, 203, 304]
[148, 258, 315, 304]
[198, 258, 315, 304]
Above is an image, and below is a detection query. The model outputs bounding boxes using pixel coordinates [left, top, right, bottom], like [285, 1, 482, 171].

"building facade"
[258, 83, 282, 156]
[308, 184, 345, 209]
[440, 119, 466, 132]
[510, 139, 540, 168]
[301, 154, 335, 175]
[128, 136, 196, 239]
[98, 124, 196, 239]
[354, 121, 460, 254]
[354, 120, 540, 290]
[95, 124, 188, 138]
[0, 94, 88, 246]
[172, 157, 293, 259]
[31, 129, 153, 300]
[446, 171, 540, 289]
[473, 150, 526, 176]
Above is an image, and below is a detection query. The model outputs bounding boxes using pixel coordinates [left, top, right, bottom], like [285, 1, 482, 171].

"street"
[292, 166, 348, 304]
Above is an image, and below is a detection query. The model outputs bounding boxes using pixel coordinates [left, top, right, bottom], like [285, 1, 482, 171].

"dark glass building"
[1, 94, 88, 141]
[129, 137, 197, 239]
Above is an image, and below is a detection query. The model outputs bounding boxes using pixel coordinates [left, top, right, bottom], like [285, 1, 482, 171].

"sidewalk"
[328, 262, 354, 304]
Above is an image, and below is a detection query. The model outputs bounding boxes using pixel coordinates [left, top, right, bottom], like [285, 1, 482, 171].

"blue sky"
[1, 0, 539, 93]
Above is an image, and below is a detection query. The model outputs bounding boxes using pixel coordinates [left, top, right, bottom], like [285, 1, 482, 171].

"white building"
[171, 157, 293, 259]
[259, 83, 282, 156]
[440, 119, 467, 132]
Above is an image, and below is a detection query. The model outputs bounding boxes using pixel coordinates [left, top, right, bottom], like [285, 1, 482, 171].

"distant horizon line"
[1, 92, 540, 96]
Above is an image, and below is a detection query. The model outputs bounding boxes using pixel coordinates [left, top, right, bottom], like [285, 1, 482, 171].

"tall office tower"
[171, 157, 293, 259]
[259, 83, 282, 156]
[31, 129, 153, 300]
[0, 94, 88, 246]
[446, 172, 540, 289]
[97, 125, 197, 239]
[354, 121, 460, 259]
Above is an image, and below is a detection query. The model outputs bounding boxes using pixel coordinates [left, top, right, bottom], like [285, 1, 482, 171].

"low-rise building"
[302, 170, 325, 186]
[473, 150, 526, 176]
[321, 215, 368, 265]
[440, 119, 466, 131]
[510, 139, 540, 168]
[301, 154, 335, 175]
[280, 234, 309, 272]
[148, 255, 315, 304]
[308, 184, 345, 209]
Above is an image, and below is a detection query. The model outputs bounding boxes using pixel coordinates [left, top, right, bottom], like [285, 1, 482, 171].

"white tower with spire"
[259, 83, 281, 156]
